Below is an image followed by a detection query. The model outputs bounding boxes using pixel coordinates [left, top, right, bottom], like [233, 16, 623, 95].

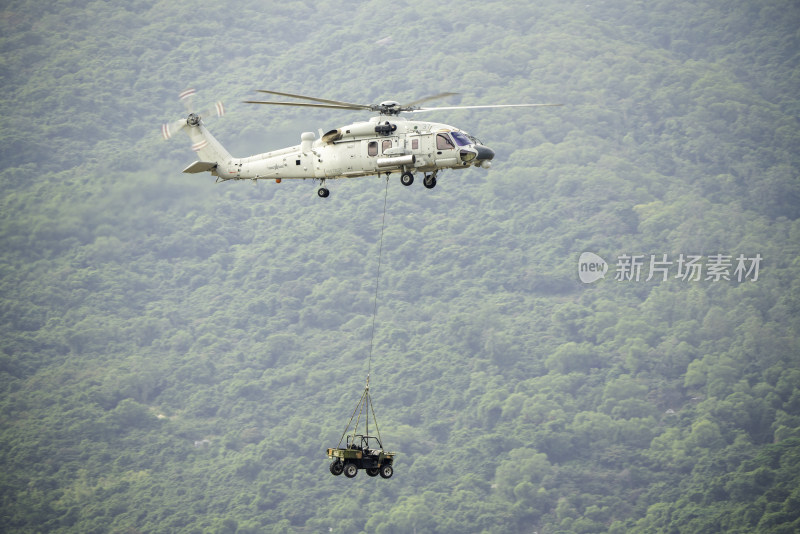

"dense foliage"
[1, 0, 799, 532]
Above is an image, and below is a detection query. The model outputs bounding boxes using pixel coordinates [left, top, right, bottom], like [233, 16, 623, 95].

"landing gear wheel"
[423, 175, 437, 189]
[366, 468, 380, 477]
[317, 187, 330, 198]
[330, 460, 344, 476]
[379, 464, 393, 479]
[343, 462, 358, 478]
[400, 172, 414, 186]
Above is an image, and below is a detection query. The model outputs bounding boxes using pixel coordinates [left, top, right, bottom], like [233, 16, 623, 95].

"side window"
[436, 133, 455, 150]
[411, 138, 419, 150]
[382, 140, 392, 153]
[368, 141, 378, 156]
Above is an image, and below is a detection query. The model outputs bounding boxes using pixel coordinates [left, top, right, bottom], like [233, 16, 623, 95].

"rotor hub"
[376, 101, 403, 115]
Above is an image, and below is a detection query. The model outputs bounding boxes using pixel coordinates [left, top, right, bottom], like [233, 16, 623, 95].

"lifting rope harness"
[337, 176, 390, 448]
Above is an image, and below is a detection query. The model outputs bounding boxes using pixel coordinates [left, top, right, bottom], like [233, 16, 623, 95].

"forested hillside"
[1, 0, 799, 532]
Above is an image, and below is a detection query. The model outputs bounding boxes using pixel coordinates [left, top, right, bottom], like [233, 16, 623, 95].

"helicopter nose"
[475, 145, 495, 161]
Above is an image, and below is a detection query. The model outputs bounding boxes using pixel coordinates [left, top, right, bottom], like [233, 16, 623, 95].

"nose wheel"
[318, 186, 330, 198]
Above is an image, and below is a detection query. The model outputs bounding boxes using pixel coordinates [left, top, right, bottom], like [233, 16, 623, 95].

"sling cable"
[325, 177, 396, 479]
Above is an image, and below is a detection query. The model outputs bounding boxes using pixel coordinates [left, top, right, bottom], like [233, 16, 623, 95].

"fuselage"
[212, 115, 494, 181]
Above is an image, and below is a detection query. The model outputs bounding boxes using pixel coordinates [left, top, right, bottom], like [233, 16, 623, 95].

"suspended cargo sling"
[327, 380, 395, 479]
[326, 178, 395, 479]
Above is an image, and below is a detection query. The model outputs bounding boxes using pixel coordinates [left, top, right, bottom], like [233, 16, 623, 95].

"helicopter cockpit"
[450, 131, 474, 146]
[438, 130, 495, 168]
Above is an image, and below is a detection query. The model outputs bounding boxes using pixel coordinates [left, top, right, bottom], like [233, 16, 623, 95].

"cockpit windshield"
[450, 131, 472, 146]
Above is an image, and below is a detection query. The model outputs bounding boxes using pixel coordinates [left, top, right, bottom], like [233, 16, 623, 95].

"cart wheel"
[343, 463, 358, 478]
[366, 468, 379, 477]
[329, 460, 344, 476]
[379, 464, 393, 479]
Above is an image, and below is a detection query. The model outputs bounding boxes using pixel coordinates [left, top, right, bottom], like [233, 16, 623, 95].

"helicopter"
[161, 89, 561, 197]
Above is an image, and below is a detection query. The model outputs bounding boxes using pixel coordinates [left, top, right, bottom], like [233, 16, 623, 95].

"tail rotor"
[179, 88, 196, 113]
[161, 88, 225, 140]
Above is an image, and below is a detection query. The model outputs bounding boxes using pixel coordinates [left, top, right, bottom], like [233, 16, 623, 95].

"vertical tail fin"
[186, 121, 232, 164]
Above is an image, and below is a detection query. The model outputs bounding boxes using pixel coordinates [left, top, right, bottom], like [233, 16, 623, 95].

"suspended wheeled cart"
[326, 382, 395, 479]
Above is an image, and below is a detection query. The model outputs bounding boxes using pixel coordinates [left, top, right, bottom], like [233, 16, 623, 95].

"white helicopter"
[161, 89, 560, 197]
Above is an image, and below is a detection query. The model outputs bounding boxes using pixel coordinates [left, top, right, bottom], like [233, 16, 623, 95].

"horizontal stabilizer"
[182, 161, 217, 174]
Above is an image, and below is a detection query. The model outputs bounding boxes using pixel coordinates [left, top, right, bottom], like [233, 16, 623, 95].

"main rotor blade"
[410, 103, 563, 113]
[244, 100, 367, 111]
[401, 92, 459, 108]
[253, 90, 371, 110]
